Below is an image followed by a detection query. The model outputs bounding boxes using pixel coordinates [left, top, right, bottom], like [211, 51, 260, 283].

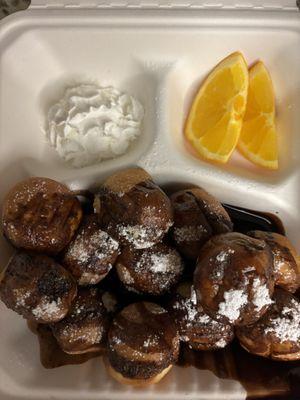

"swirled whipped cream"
[45, 84, 144, 168]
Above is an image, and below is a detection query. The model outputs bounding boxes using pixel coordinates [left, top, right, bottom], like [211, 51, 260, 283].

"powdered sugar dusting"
[112, 336, 122, 345]
[130, 247, 183, 292]
[215, 338, 227, 348]
[32, 297, 62, 319]
[218, 289, 248, 322]
[8, 179, 49, 207]
[147, 252, 182, 274]
[120, 267, 134, 284]
[211, 248, 235, 280]
[173, 225, 207, 243]
[216, 249, 235, 263]
[13, 289, 31, 308]
[183, 286, 199, 323]
[265, 299, 300, 343]
[197, 314, 212, 324]
[117, 224, 163, 249]
[142, 206, 169, 227]
[190, 287, 197, 305]
[67, 228, 119, 264]
[60, 323, 104, 344]
[143, 335, 159, 348]
[173, 286, 214, 327]
[273, 248, 286, 273]
[135, 249, 183, 276]
[252, 277, 273, 312]
[274, 259, 287, 273]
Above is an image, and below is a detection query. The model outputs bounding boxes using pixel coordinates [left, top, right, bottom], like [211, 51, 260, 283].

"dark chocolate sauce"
[28, 321, 104, 369]
[163, 182, 285, 235]
[223, 204, 285, 236]
[31, 202, 300, 398]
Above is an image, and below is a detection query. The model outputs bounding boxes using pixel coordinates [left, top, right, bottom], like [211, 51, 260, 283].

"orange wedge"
[185, 52, 249, 163]
[238, 61, 278, 170]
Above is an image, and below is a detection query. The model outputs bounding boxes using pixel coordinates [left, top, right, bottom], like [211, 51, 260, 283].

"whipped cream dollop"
[45, 84, 144, 168]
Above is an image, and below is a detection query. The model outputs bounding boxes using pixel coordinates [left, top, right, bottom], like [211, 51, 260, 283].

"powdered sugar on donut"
[252, 277, 273, 312]
[215, 338, 227, 348]
[32, 297, 62, 319]
[146, 252, 183, 275]
[216, 249, 235, 263]
[67, 228, 119, 265]
[13, 289, 31, 308]
[218, 289, 248, 322]
[117, 224, 164, 249]
[143, 335, 160, 348]
[120, 267, 134, 285]
[211, 248, 235, 280]
[60, 323, 104, 344]
[265, 298, 300, 343]
[173, 286, 216, 328]
[173, 225, 207, 243]
[132, 248, 183, 293]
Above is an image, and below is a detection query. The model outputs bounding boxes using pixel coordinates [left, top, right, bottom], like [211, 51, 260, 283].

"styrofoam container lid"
[0, 2, 299, 399]
[29, 0, 298, 10]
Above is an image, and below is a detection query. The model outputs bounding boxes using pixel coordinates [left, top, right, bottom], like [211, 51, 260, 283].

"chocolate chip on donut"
[106, 302, 179, 386]
[194, 232, 274, 326]
[94, 168, 173, 249]
[0, 251, 77, 323]
[2, 177, 82, 255]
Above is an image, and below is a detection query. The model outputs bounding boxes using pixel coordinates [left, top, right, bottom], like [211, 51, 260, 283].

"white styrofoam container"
[0, 2, 299, 399]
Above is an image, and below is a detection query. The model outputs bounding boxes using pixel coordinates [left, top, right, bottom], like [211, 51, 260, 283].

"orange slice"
[238, 61, 278, 170]
[185, 52, 249, 163]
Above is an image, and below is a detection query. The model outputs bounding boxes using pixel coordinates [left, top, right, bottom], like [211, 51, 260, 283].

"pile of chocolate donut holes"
[0, 167, 300, 386]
